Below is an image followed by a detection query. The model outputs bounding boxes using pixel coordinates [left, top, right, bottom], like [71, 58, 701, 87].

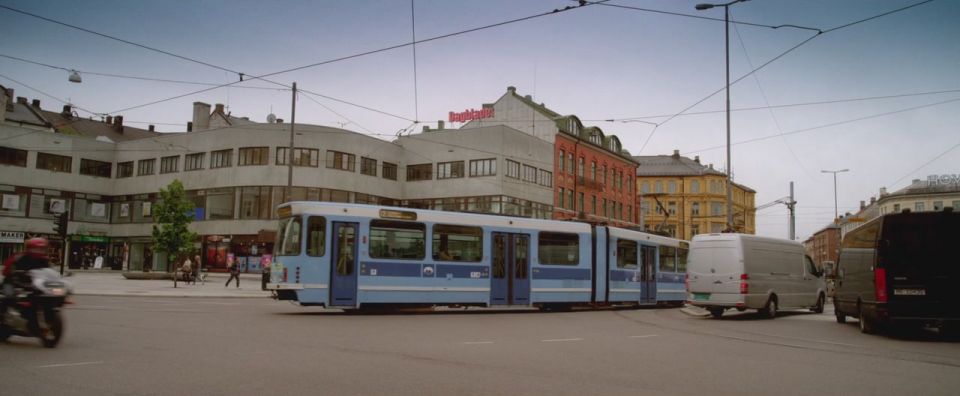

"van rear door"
[688, 237, 742, 299]
[881, 214, 960, 310]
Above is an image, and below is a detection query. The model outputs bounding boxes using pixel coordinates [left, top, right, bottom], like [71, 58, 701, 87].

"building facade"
[838, 176, 960, 238]
[804, 224, 840, 267]
[634, 151, 756, 239]
[460, 86, 638, 227]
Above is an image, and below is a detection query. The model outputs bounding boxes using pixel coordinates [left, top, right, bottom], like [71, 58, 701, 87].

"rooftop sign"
[449, 108, 494, 123]
[927, 174, 959, 185]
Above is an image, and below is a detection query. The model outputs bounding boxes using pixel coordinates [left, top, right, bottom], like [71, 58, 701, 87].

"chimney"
[214, 103, 225, 114]
[16, 96, 27, 105]
[694, 155, 700, 164]
[422, 125, 430, 132]
[709, 164, 714, 170]
[276, 118, 283, 123]
[860, 200, 866, 210]
[114, 115, 124, 133]
[437, 120, 444, 130]
[870, 196, 876, 205]
[61, 104, 73, 119]
[31, 99, 41, 108]
[3, 88, 12, 112]
[192, 102, 211, 131]
[879, 187, 887, 197]
[187, 121, 193, 132]
[672, 149, 680, 159]
[507, 86, 516, 93]
[106, 115, 113, 124]
[148, 125, 155, 132]
[0, 91, 6, 121]
[524, 95, 533, 100]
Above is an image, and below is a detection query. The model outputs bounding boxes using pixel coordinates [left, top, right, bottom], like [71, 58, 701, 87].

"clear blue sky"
[2, 0, 958, 240]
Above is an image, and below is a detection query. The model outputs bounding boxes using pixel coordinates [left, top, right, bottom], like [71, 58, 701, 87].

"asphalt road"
[2, 297, 959, 396]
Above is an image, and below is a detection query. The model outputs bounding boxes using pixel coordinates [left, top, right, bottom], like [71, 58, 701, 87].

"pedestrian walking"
[225, 260, 240, 288]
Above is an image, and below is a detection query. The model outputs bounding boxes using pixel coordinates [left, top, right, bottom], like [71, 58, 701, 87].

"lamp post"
[821, 169, 849, 221]
[696, 0, 748, 231]
[286, 82, 297, 203]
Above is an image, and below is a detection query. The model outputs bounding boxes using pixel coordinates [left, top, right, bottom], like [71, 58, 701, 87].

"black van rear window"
[880, 214, 959, 274]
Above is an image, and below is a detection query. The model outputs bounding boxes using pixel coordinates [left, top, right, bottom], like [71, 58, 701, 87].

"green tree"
[151, 179, 198, 272]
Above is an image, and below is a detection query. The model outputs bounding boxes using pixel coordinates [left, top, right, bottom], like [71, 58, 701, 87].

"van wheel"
[760, 296, 777, 319]
[859, 307, 875, 334]
[708, 307, 724, 318]
[812, 293, 825, 314]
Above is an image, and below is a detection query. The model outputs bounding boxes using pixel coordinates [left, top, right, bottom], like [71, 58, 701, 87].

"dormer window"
[590, 131, 602, 145]
[568, 118, 579, 135]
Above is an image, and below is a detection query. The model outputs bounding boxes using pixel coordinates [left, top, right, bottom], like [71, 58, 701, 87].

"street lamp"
[695, 0, 748, 231]
[821, 169, 849, 221]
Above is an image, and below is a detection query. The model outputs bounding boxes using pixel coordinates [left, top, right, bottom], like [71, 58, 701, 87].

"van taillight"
[875, 268, 888, 303]
[740, 273, 749, 294]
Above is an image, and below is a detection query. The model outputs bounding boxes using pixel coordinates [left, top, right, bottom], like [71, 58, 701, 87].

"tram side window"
[538, 232, 579, 266]
[307, 216, 326, 256]
[432, 224, 482, 262]
[276, 217, 302, 256]
[659, 246, 676, 272]
[677, 247, 689, 272]
[617, 240, 638, 269]
[370, 220, 425, 260]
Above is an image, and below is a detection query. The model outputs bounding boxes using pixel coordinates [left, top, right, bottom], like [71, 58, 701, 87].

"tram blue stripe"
[609, 270, 639, 282]
[360, 262, 421, 277]
[359, 262, 491, 279]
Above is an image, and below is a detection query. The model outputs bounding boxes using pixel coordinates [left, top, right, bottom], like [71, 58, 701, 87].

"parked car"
[687, 233, 826, 318]
[834, 210, 960, 335]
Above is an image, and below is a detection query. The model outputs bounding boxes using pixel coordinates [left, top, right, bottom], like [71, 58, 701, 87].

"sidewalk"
[65, 271, 272, 298]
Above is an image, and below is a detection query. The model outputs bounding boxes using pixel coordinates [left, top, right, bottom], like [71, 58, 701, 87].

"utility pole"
[286, 82, 296, 203]
[787, 181, 797, 240]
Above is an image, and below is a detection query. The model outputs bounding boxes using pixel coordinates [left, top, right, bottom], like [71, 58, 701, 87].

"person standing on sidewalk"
[225, 259, 240, 288]
[260, 257, 270, 291]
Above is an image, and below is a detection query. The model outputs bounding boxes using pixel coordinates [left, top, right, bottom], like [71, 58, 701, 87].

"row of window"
[408, 158, 552, 187]
[615, 242, 687, 273]
[557, 149, 633, 194]
[640, 179, 728, 195]
[556, 188, 633, 222]
[889, 201, 960, 214]
[277, 216, 581, 266]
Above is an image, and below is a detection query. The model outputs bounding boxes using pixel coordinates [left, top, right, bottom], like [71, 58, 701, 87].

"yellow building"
[634, 151, 756, 239]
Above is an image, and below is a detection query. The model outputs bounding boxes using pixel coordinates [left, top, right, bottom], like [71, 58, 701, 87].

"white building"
[0, 86, 554, 271]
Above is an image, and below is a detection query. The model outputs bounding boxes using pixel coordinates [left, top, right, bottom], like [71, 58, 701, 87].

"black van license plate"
[893, 289, 926, 296]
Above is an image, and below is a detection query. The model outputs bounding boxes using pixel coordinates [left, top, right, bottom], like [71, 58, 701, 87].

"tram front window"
[276, 217, 302, 256]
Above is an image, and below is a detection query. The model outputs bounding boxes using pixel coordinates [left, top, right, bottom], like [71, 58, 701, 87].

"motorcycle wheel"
[37, 309, 63, 348]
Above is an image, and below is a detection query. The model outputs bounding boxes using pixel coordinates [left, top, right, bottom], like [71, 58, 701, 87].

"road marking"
[541, 338, 583, 343]
[629, 335, 659, 339]
[36, 361, 104, 369]
[462, 341, 495, 345]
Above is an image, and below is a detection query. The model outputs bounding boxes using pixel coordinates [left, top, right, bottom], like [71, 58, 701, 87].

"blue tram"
[267, 202, 688, 310]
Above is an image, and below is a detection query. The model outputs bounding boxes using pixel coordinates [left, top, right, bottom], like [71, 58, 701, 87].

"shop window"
[206, 188, 235, 220]
[0, 190, 27, 217]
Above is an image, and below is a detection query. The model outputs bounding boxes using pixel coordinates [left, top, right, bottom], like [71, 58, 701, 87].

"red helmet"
[25, 237, 49, 258]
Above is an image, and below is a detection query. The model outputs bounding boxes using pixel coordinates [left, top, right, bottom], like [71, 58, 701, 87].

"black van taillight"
[875, 268, 888, 303]
[740, 273, 749, 294]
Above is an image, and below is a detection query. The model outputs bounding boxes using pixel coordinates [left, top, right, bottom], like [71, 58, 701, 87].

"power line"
[888, 140, 960, 188]
[0, 72, 102, 117]
[732, 14, 815, 181]
[683, 96, 960, 154]
[590, 1, 791, 30]
[585, 88, 960, 122]
[637, 0, 936, 152]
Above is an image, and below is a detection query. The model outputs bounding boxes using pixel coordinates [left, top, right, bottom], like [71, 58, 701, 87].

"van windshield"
[881, 214, 959, 276]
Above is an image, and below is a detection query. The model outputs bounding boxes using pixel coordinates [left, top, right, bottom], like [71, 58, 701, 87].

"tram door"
[330, 222, 359, 307]
[490, 233, 530, 305]
[640, 245, 657, 304]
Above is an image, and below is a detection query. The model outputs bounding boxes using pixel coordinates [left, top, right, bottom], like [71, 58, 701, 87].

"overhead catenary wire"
[887, 140, 960, 189]
[634, 0, 937, 153]
[682, 96, 960, 155]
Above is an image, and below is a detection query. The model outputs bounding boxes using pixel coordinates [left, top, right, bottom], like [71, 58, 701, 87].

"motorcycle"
[1, 268, 72, 348]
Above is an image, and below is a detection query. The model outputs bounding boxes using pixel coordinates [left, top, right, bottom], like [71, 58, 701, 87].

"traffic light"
[53, 210, 69, 237]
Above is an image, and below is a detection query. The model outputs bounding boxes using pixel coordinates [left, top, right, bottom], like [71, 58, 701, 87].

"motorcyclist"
[2, 238, 51, 321]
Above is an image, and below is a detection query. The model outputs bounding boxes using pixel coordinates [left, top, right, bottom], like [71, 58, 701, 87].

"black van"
[834, 210, 960, 334]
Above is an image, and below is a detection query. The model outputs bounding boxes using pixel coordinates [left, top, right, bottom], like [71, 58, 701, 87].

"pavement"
[63, 271, 273, 298]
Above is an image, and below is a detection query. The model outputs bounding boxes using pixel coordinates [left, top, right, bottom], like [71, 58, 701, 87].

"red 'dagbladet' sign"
[449, 108, 494, 123]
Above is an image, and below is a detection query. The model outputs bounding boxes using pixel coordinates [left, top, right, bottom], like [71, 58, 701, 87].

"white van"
[686, 234, 826, 318]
